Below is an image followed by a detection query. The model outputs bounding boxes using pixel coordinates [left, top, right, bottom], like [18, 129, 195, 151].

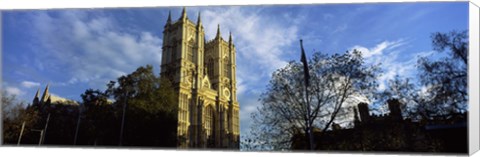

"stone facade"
[160, 7, 240, 149]
[32, 84, 79, 106]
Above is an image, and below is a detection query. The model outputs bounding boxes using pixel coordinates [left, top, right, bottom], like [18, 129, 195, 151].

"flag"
[300, 39, 310, 87]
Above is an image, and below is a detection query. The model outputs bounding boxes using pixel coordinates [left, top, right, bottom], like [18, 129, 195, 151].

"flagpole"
[305, 80, 314, 150]
[300, 39, 314, 150]
[119, 91, 128, 146]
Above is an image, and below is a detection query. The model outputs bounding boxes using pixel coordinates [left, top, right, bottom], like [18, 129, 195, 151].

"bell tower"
[160, 7, 239, 149]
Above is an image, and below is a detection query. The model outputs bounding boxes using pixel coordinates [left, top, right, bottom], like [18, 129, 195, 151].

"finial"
[229, 31, 232, 43]
[216, 24, 221, 39]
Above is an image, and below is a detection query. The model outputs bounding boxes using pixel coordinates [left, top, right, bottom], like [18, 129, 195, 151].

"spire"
[180, 7, 187, 20]
[34, 88, 40, 99]
[196, 11, 202, 26]
[40, 83, 50, 103]
[33, 88, 40, 105]
[216, 24, 221, 39]
[167, 10, 172, 24]
[229, 31, 232, 43]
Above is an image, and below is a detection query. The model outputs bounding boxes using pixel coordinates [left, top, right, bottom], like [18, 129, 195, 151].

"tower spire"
[40, 83, 50, 103]
[216, 24, 221, 39]
[229, 31, 232, 43]
[167, 10, 172, 24]
[34, 88, 40, 99]
[33, 88, 40, 105]
[180, 7, 187, 20]
[197, 11, 202, 26]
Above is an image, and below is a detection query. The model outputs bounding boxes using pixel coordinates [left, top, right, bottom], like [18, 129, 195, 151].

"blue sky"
[2, 2, 468, 136]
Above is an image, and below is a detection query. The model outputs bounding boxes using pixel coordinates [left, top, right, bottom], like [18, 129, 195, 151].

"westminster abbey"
[160, 8, 240, 149]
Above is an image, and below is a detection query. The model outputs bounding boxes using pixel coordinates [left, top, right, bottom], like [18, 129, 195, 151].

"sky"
[2, 2, 469, 137]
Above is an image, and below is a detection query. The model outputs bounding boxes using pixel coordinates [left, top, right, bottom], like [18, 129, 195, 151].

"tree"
[250, 50, 380, 150]
[76, 89, 117, 145]
[2, 91, 42, 145]
[416, 30, 468, 118]
[106, 65, 178, 147]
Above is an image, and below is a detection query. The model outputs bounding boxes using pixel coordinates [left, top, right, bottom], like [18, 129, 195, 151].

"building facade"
[32, 84, 79, 107]
[160, 8, 240, 149]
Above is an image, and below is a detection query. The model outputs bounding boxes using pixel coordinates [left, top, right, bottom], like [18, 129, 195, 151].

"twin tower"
[160, 7, 240, 148]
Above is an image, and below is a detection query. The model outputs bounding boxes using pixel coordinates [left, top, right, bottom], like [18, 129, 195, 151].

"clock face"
[224, 88, 231, 100]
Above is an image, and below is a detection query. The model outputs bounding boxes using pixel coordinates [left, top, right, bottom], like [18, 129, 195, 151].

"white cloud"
[199, 7, 302, 92]
[354, 39, 434, 92]
[21, 81, 40, 88]
[5, 86, 23, 96]
[29, 11, 163, 88]
[351, 39, 406, 58]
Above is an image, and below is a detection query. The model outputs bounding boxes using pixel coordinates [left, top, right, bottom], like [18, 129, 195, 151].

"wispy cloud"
[28, 11, 163, 88]
[352, 40, 434, 91]
[351, 39, 406, 58]
[20, 81, 41, 88]
[200, 7, 301, 89]
[5, 86, 23, 96]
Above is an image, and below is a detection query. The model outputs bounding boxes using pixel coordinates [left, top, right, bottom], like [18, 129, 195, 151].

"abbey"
[160, 8, 240, 148]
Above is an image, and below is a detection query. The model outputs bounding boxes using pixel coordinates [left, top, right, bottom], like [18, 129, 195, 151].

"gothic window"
[205, 105, 215, 137]
[187, 40, 195, 62]
[233, 109, 239, 133]
[207, 58, 214, 79]
[223, 57, 229, 76]
[171, 45, 177, 61]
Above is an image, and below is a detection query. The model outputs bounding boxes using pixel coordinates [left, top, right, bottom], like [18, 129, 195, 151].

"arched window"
[171, 47, 175, 62]
[205, 105, 215, 137]
[187, 40, 195, 62]
[233, 109, 239, 133]
[171, 45, 177, 62]
[223, 57, 229, 76]
[207, 58, 214, 79]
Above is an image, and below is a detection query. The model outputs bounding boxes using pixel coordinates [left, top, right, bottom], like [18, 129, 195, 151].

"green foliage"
[76, 89, 117, 145]
[3, 65, 178, 147]
[106, 65, 178, 147]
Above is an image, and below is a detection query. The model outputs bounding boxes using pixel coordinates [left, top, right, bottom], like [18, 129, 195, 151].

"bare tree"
[249, 50, 380, 150]
[416, 30, 468, 118]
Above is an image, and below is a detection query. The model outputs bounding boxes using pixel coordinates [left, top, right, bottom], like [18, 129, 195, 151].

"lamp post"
[119, 91, 129, 146]
[17, 121, 26, 145]
[74, 105, 84, 145]
[42, 113, 51, 144]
